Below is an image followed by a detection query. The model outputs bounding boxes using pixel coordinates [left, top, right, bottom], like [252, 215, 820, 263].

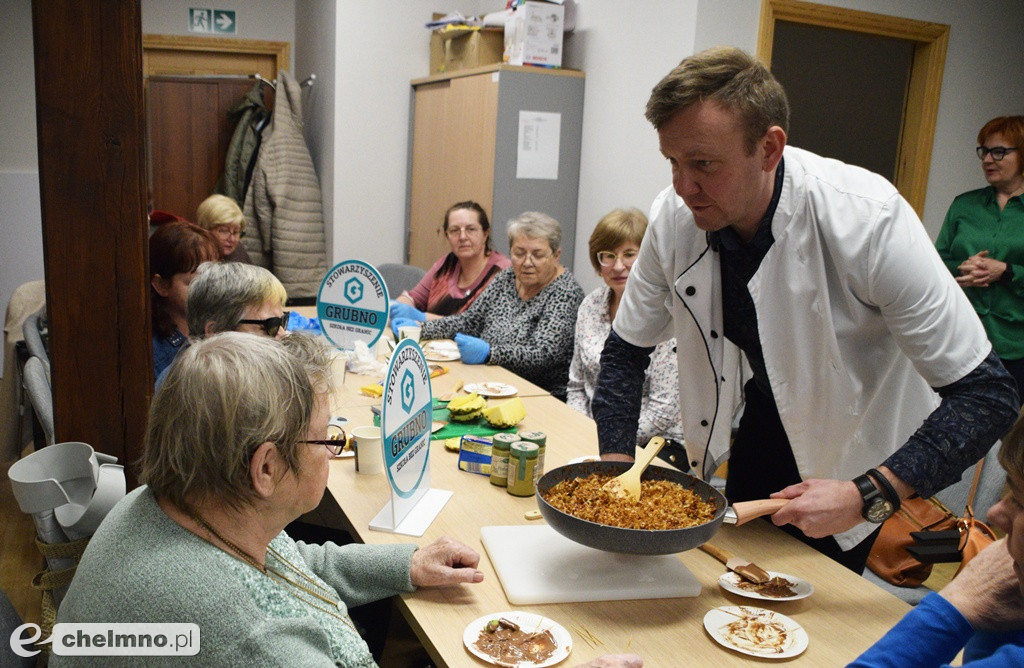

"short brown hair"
[978, 116, 1024, 177]
[646, 46, 790, 153]
[149, 222, 220, 337]
[588, 208, 648, 273]
[141, 332, 332, 512]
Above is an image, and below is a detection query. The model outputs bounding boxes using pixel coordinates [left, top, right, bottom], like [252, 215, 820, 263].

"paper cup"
[352, 425, 383, 475]
[398, 325, 421, 343]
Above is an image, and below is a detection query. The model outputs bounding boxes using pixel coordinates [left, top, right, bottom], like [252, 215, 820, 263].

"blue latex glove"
[391, 316, 419, 337]
[390, 300, 426, 323]
[455, 333, 491, 365]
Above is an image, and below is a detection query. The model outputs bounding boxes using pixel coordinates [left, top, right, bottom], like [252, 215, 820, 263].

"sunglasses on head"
[237, 311, 291, 336]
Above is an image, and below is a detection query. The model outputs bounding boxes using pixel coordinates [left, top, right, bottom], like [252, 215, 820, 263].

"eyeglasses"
[212, 226, 242, 239]
[510, 249, 554, 264]
[297, 430, 347, 457]
[237, 311, 291, 337]
[977, 146, 1018, 161]
[446, 225, 483, 238]
[596, 250, 639, 267]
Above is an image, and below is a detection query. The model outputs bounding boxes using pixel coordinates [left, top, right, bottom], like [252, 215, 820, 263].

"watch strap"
[866, 468, 901, 512]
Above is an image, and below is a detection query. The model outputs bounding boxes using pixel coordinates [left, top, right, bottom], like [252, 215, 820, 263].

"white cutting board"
[481, 524, 701, 605]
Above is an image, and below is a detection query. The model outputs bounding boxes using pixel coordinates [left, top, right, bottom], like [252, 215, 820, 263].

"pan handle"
[723, 499, 788, 526]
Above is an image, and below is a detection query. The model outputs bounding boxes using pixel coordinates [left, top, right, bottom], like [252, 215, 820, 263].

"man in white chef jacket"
[592, 46, 1020, 572]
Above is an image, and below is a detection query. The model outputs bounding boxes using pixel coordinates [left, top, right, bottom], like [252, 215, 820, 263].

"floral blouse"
[567, 285, 684, 446]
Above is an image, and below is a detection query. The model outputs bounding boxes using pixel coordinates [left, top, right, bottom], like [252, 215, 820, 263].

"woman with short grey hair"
[187, 261, 290, 338]
[398, 211, 585, 400]
[53, 332, 486, 667]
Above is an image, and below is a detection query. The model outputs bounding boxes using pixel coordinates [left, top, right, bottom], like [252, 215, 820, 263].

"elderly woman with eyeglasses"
[53, 332, 486, 667]
[391, 202, 511, 322]
[197, 193, 252, 263]
[567, 209, 684, 451]
[936, 116, 1024, 395]
[393, 211, 584, 400]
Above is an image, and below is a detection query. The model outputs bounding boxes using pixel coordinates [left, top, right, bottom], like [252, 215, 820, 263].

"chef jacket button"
[691, 460, 698, 468]
[685, 286, 696, 296]
[700, 419, 708, 427]
[710, 330, 719, 338]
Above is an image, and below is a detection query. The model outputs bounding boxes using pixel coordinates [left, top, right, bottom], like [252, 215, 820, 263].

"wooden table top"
[320, 384, 912, 666]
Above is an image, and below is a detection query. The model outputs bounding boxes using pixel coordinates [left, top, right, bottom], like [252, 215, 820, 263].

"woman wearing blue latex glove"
[396, 202, 510, 319]
[454, 333, 490, 364]
[389, 300, 426, 324]
[419, 212, 584, 400]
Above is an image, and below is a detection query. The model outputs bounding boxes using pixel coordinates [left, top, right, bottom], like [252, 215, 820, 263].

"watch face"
[865, 498, 894, 523]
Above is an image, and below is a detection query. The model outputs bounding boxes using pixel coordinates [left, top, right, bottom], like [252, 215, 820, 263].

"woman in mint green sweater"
[51, 333, 485, 667]
[936, 116, 1024, 396]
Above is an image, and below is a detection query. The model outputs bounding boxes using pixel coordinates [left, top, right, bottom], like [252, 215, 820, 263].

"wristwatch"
[853, 474, 895, 523]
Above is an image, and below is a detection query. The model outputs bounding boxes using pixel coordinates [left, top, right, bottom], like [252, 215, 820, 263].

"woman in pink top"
[391, 201, 510, 320]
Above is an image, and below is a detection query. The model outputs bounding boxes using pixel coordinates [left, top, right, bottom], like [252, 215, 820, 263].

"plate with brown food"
[704, 606, 808, 659]
[718, 571, 813, 601]
[463, 611, 572, 667]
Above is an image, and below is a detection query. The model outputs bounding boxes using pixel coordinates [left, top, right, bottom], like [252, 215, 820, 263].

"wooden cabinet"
[408, 65, 585, 269]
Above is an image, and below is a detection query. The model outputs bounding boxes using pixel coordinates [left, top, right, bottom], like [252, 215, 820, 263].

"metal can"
[490, 433, 517, 487]
[506, 441, 539, 497]
[518, 430, 546, 484]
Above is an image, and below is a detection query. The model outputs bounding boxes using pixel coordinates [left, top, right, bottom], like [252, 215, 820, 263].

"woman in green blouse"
[936, 116, 1024, 395]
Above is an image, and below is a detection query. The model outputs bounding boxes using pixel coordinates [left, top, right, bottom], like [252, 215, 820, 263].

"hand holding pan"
[537, 461, 788, 556]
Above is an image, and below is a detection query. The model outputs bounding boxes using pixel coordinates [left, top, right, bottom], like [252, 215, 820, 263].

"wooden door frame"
[142, 34, 289, 77]
[757, 0, 949, 217]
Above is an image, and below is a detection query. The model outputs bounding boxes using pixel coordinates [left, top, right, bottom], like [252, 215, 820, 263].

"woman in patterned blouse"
[398, 212, 584, 400]
[567, 209, 684, 448]
[391, 201, 511, 319]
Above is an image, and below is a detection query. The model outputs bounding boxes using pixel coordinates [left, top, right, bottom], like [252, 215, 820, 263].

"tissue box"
[430, 28, 505, 74]
[504, 1, 564, 68]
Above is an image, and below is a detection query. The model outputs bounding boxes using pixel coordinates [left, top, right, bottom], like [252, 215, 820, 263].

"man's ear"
[761, 125, 787, 172]
[151, 274, 170, 298]
[249, 442, 285, 499]
[204, 321, 217, 337]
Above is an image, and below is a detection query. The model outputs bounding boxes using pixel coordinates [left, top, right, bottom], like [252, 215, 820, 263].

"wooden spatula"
[699, 542, 771, 584]
[601, 436, 667, 502]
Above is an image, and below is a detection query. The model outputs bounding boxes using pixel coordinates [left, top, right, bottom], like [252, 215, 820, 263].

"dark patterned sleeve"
[419, 276, 493, 340]
[592, 329, 655, 457]
[883, 350, 1021, 496]
[487, 278, 583, 380]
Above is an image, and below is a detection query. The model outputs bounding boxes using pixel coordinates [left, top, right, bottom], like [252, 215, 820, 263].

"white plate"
[704, 606, 808, 659]
[718, 571, 813, 602]
[423, 341, 461, 362]
[464, 382, 519, 398]
[463, 611, 572, 668]
[567, 455, 600, 465]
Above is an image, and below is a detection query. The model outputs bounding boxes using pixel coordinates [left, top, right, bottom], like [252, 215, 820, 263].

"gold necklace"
[192, 513, 357, 631]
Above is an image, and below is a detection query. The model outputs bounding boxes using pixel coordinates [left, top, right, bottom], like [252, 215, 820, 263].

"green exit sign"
[189, 8, 236, 35]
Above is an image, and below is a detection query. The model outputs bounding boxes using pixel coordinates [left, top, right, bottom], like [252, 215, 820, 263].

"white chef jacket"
[615, 146, 991, 550]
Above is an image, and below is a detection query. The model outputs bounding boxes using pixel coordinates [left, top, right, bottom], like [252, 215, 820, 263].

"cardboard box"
[504, 1, 564, 68]
[429, 28, 505, 74]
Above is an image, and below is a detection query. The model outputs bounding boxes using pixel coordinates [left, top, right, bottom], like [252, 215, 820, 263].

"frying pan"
[536, 461, 786, 556]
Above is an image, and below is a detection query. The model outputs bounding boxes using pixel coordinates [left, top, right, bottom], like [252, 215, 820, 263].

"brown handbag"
[866, 460, 997, 587]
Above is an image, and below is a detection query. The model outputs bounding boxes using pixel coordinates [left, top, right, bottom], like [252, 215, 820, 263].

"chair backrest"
[22, 356, 54, 447]
[22, 307, 48, 364]
[377, 263, 426, 300]
[934, 440, 1006, 521]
